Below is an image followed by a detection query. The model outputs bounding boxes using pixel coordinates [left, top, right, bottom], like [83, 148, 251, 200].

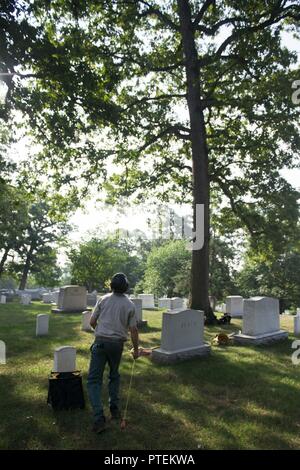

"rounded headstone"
[36, 314, 49, 336]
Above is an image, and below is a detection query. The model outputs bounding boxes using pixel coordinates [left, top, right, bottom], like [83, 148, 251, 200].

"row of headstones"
[152, 296, 292, 363]
[2, 287, 186, 312]
[42, 290, 98, 308]
[16, 288, 49, 300]
[1, 294, 33, 305]
[1, 293, 34, 305]
[35, 312, 94, 336]
[0, 287, 96, 308]
[35, 303, 146, 337]
[134, 294, 188, 310]
[218, 296, 300, 318]
[42, 289, 186, 312]
[47, 295, 292, 370]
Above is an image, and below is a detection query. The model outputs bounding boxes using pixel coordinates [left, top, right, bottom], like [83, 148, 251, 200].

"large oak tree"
[1, 0, 300, 320]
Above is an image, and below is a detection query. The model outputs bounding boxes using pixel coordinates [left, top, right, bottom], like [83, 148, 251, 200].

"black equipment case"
[47, 371, 85, 410]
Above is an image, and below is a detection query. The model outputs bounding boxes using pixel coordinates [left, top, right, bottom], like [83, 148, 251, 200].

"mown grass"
[0, 301, 299, 450]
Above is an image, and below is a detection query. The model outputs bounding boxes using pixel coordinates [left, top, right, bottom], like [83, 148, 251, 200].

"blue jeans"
[87, 340, 124, 422]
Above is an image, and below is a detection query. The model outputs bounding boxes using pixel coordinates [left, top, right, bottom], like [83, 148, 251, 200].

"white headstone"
[82, 311, 93, 332]
[297, 308, 300, 315]
[243, 296, 279, 335]
[0, 295, 6, 304]
[234, 296, 288, 344]
[158, 297, 184, 310]
[226, 296, 244, 317]
[53, 346, 76, 372]
[209, 296, 217, 311]
[138, 294, 155, 309]
[42, 293, 53, 304]
[51, 290, 60, 305]
[152, 309, 210, 363]
[294, 314, 300, 336]
[0, 340, 6, 364]
[131, 298, 147, 326]
[87, 293, 97, 307]
[22, 288, 43, 300]
[20, 294, 31, 305]
[36, 314, 49, 336]
[54, 286, 87, 312]
[216, 303, 226, 313]
[170, 297, 184, 310]
[158, 298, 171, 309]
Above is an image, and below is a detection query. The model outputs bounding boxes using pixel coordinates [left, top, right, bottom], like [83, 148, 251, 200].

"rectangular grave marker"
[234, 296, 288, 345]
[36, 314, 49, 336]
[226, 296, 244, 317]
[82, 311, 93, 332]
[52, 286, 87, 313]
[152, 309, 210, 364]
[138, 294, 155, 309]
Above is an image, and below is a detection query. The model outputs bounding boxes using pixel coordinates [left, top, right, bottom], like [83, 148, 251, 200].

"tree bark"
[0, 247, 10, 279]
[177, 0, 216, 323]
[19, 246, 34, 290]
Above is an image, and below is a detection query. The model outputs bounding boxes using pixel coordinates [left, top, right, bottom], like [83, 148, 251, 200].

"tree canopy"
[1, 0, 299, 316]
[68, 236, 143, 292]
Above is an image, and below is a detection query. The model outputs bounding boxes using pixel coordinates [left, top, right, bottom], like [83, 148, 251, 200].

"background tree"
[25, 247, 62, 288]
[141, 239, 192, 297]
[68, 236, 143, 292]
[0, 184, 29, 278]
[236, 225, 300, 309]
[209, 236, 237, 300]
[11, 199, 70, 289]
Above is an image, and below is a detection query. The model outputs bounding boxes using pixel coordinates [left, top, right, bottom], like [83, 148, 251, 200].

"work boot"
[110, 407, 121, 420]
[92, 416, 106, 433]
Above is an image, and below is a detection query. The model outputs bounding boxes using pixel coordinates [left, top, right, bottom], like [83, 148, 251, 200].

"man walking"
[87, 272, 139, 433]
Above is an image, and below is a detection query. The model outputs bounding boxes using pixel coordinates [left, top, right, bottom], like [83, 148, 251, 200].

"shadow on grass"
[1, 302, 300, 449]
[132, 334, 299, 449]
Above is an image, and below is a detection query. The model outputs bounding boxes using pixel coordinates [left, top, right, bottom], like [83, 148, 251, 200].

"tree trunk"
[19, 247, 34, 290]
[177, 0, 216, 323]
[0, 247, 10, 279]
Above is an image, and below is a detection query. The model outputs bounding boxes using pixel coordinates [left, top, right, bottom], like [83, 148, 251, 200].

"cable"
[120, 359, 136, 430]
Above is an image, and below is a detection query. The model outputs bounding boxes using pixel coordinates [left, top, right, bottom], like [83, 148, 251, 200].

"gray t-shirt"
[91, 293, 137, 341]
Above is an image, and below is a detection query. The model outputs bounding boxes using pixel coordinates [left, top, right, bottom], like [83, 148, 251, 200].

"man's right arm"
[129, 326, 139, 359]
[90, 299, 101, 329]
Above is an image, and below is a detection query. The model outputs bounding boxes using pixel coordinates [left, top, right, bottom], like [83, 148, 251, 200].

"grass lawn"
[0, 301, 300, 450]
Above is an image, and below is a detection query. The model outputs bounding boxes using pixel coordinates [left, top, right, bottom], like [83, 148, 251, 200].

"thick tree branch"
[124, 93, 187, 111]
[215, 5, 300, 58]
[0, 72, 39, 79]
[193, 0, 215, 29]
[138, 124, 191, 152]
[137, 0, 180, 31]
[214, 176, 262, 237]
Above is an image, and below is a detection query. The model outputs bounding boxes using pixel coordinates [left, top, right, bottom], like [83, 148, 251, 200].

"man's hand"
[132, 348, 139, 360]
[130, 347, 152, 359]
[129, 326, 139, 357]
